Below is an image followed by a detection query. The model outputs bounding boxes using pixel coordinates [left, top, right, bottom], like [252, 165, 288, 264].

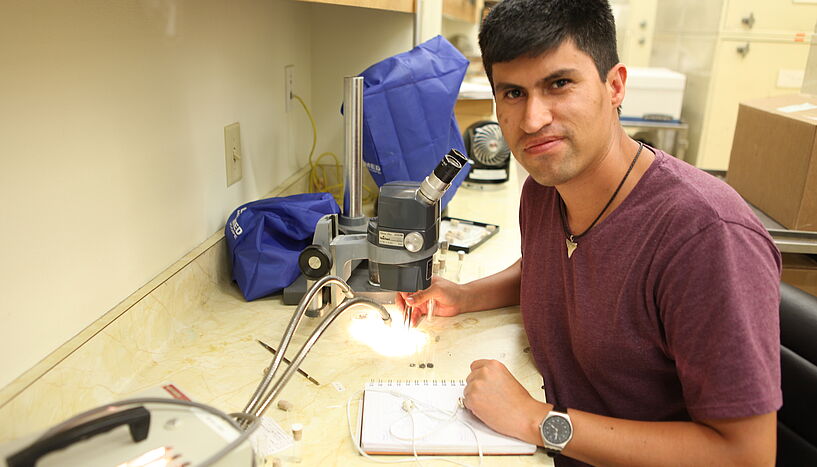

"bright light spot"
[117, 446, 175, 467]
[347, 305, 428, 357]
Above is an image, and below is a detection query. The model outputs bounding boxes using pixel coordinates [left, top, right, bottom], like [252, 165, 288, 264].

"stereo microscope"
[282, 77, 468, 314]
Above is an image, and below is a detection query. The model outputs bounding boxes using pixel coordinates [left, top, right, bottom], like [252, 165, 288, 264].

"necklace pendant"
[566, 238, 578, 258]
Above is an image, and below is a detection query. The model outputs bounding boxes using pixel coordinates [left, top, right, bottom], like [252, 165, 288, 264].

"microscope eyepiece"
[433, 149, 468, 184]
[416, 149, 469, 206]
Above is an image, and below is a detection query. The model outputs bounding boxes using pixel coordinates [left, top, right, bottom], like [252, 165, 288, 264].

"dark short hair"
[479, 0, 619, 84]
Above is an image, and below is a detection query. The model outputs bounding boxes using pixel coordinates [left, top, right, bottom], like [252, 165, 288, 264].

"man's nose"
[520, 95, 553, 134]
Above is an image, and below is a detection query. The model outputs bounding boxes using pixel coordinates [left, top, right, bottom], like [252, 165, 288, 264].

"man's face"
[492, 40, 622, 187]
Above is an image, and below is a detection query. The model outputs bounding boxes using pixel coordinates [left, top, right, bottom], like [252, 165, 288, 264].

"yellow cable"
[291, 94, 321, 189]
[292, 93, 377, 206]
[293, 94, 341, 201]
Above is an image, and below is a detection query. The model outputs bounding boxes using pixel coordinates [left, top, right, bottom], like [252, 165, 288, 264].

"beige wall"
[0, 0, 441, 391]
[308, 4, 415, 166]
[803, 21, 817, 95]
[649, 0, 816, 169]
[612, 0, 658, 67]
[0, 0, 317, 389]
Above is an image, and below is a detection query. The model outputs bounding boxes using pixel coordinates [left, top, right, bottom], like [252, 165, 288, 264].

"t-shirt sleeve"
[656, 219, 782, 420]
[518, 176, 536, 258]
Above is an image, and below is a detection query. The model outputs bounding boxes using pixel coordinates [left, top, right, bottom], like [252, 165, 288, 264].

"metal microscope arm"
[303, 216, 370, 310]
[242, 275, 391, 421]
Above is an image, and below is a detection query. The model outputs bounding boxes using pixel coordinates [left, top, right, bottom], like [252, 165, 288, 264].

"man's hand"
[396, 258, 523, 327]
[397, 276, 469, 326]
[463, 359, 549, 445]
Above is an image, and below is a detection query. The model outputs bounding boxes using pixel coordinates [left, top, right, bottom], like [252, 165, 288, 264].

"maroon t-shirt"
[519, 149, 781, 464]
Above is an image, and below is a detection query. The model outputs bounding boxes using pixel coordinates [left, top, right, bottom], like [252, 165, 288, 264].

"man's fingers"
[466, 360, 493, 384]
[470, 359, 493, 370]
[411, 306, 425, 327]
[462, 385, 474, 410]
[404, 286, 434, 307]
[395, 292, 407, 312]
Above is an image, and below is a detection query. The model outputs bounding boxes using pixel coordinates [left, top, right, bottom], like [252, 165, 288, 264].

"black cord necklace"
[558, 141, 644, 259]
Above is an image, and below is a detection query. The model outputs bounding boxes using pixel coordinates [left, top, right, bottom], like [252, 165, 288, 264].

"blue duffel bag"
[359, 35, 471, 209]
[225, 192, 340, 301]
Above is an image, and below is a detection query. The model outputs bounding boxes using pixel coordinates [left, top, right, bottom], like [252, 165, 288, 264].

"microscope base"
[282, 262, 396, 306]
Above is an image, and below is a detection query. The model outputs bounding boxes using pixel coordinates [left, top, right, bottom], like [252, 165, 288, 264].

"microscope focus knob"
[404, 232, 425, 253]
[299, 245, 332, 279]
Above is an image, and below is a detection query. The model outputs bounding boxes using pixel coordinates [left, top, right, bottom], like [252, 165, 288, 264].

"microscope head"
[367, 149, 468, 293]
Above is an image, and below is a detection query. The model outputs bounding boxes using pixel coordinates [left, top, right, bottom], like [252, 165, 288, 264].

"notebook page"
[359, 380, 536, 455]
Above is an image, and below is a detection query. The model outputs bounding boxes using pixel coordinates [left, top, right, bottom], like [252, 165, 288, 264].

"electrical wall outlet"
[285, 64, 294, 112]
[224, 122, 242, 186]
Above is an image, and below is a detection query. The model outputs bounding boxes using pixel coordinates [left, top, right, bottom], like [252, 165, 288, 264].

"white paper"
[359, 381, 536, 455]
[777, 102, 817, 113]
[249, 416, 294, 456]
[777, 69, 805, 89]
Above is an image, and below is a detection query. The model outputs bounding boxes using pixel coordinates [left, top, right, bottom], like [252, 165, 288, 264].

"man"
[399, 0, 782, 465]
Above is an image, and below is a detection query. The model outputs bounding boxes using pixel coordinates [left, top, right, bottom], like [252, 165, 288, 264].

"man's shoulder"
[646, 150, 767, 236]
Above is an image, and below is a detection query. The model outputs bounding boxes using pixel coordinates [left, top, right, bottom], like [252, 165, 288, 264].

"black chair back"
[778, 282, 817, 465]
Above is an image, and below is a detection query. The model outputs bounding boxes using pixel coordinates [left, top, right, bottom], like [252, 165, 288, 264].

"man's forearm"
[513, 404, 776, 466]
[460, 258, 521, 313]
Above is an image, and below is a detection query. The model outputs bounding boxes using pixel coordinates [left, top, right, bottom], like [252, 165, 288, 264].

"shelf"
[296, 1, 484, 25]
[768, 229, 817, 255]
[443, 0, 480, 23]
[297, 0, 414, 13]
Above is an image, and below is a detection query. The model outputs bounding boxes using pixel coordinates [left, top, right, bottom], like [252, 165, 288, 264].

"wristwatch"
[539, 405, 573, 457]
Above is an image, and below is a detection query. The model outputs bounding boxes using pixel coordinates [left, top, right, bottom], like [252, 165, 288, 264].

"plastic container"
[622, 67, 687, 121]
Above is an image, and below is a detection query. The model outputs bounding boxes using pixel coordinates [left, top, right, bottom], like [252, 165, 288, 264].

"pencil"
[256, 339, 320, 386]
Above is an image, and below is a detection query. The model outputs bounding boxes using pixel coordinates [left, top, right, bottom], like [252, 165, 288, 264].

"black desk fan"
[463, 120, 511, 185]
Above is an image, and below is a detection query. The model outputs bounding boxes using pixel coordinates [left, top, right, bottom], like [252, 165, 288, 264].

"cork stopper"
[277, 399, 293, 412]
[291, 423, 303, 441]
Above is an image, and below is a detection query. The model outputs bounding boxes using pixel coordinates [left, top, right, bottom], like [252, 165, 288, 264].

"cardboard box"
[727, 94, 817, 231]
[782, 253, 817, 298]
[622, 67, 686, 121]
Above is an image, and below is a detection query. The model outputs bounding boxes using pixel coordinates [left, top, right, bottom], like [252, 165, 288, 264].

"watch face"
[543, 415, 572, 444]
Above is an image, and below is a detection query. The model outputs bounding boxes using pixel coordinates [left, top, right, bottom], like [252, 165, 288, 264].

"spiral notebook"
[358, 380, 537, 456]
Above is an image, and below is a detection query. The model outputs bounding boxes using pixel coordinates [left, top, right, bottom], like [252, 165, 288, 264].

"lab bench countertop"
[0, 165, 552, 465]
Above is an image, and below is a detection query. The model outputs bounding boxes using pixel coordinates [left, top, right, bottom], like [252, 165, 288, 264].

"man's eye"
[504, 89, 523, 99]
[552, 79, 571, 89]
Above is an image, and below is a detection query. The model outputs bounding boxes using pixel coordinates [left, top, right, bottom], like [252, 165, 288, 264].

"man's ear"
[606, 64, 627, 109]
